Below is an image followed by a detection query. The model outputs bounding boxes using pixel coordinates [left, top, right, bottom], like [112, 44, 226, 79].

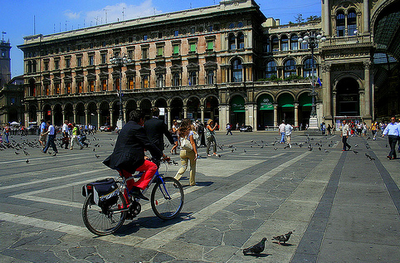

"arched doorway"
[87, 102, 98, 127]
[76, 103, 85, 125]
[298, 93, 312, 128]
[125, 100, 137, 121]
[277, 93, 295, 125]
[43, 104, 52, 122]
[112, 100, 120, 126]
[187, 97, 200, 120]
[230, 95, 245, 126]
[336, 77, 359, 116]
[140, 99, 152, 119]
[29, 105, 37, 122]
[257, 94, 274, 129]
[99, 102, 110, 126]
[53, 104, 63, 126]
[170, 98, 183, 122]
[204, 96, 219, 124]
[64, 103, 74, 123]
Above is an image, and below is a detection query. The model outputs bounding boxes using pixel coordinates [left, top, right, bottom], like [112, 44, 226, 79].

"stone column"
[51, 105, 55, 125]
[363, 61, 372, 119]
[323, 0, 330, 35]
[84, 109, 88, 126]
[109, 107, 114, 127]
[219, 105, 227, 132]
[322, 63, 332, 120]
[253, 106, 258, 131]
[294, 103, 299, 127]
[183, 106, 187, 119]
[167, 107, 171, 130]
[363, 0, 369, 33]
[273, 104, 278, 127]
[200, 106, 205, 124]
[97, 109, 101, 129]
[73, 105, 77, 124]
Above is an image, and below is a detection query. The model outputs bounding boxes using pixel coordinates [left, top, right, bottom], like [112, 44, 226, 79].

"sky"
[1, 0, 321, 78]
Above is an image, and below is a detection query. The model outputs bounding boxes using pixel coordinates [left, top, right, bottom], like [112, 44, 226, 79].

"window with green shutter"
[207, 41, 214, 50]
[157, 47, 163, 56]
[173, 45, 180, 55]
[190, 43, 196, 52]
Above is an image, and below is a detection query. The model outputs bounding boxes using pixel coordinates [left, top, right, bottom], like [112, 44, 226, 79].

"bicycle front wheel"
[82, 192, 127, 235]
[151, 177, 184, 220]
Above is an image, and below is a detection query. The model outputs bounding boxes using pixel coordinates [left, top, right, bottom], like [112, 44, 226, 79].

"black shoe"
[129, 187, 149, 201]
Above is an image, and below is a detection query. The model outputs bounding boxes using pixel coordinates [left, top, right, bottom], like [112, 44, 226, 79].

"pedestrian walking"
[382, 117, 399, 160]
[170, 120, 179, 154]
[174, 119, 198, 186]
[279, 121, 286, 144]
[39, 119, 47, 147]
[3, 125, 10, 144]
[226, 123, 233, 135]
[42, 120, 58, 154]
[206, 119, 218, 156]
[70, 123, 82, 150]
[61, 120, 70, 149]
[341, 120, 351, 151]
[285, 123, 293, 148]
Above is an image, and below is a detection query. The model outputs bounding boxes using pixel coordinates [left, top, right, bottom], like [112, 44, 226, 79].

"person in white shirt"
[42, 120, 58, 154]
[61, 120, 69, 149]
[279, 121, 286, 144]
[285, 123, 293, 148]
[382, 117, 400, 160]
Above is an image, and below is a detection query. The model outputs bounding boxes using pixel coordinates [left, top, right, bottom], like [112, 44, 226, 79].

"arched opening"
[187, 97, 200, 121]
[336, 11, 345, 37]
[257, 94, 274, 129]
[277, 93, 294, 125]
[53, 104, 63, 126]
[281, 35, 289, 51]
[29, 105, 37, 123]
[170, 98, 183, 122]
[298, 93, 312, 127]
[238, 32, 245, 49]
[290, 34, 298, 50]
[284, 59, 296, 79]
[228, 33, 236, 50]
[140, 99, 152, 119]
[230, 95, 245, 126]
[348, 10, 357, 36]
[99, 102, 110, 126]
[125, 100, 137, 121]
[265, 61, 277, 79]
[43, 105, 52, 122]
[205, 96, 219, 125]
[87, 102, 98, 127]
[76, 103, 85, 125]
[336, 77, 360, 116]
[64, 104, 74, 123]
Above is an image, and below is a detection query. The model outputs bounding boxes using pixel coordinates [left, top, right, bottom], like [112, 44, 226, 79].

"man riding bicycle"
[103, 110, 167, 200]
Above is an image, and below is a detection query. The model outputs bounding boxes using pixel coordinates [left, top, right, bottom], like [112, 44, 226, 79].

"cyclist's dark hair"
[129, 110, 144, 123]
[151, 107, 160, 117]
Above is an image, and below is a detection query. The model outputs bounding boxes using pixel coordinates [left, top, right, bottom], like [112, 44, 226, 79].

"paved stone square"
[0, 130, 399, 262]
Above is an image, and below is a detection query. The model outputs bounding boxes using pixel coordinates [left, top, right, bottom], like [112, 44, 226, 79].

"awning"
[231, 96, 245, 113]
[258, 94, 274, 110]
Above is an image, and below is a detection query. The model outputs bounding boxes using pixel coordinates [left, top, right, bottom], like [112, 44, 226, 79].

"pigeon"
[243, 237, 267, 255]
[26, 159, 29, 163]
[95, 154, 100, 158]
[352, 150, 358, 154]
[272, 231, 293, 245]
[365, 153, 375, 160]
[218, 154, 222, 158]
[15, 151, 20, 155]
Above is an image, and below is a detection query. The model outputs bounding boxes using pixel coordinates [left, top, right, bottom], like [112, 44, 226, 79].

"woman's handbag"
[180, 136, 193, 151]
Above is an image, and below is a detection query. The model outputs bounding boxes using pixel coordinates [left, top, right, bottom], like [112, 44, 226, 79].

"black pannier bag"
[82, 178, 119, 207]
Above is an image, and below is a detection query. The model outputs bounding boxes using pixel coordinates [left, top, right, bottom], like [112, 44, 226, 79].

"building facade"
[18, 0, 400, 130]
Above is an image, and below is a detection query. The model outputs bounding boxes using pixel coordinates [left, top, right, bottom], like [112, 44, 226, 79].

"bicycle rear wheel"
[82, 192, 127, 235]
[151, 177, 184, 220]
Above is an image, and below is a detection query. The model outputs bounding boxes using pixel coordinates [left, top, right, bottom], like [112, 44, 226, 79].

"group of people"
[103, 108, 222, 200]
[278, 120, 293, 148]
[340, 117, 400, 160]
[38, 119, 90, 154]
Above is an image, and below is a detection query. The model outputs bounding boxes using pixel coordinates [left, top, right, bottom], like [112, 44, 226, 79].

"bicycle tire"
[151, 177, 184, 220]
[82, 192, 127, 236]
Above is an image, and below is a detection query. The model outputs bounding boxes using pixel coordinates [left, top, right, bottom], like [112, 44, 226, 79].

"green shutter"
[157, 47, 163, 56]
[173, 45, 179, 54]
[190, 43, 196, 52]
[207, 41, 214, 50]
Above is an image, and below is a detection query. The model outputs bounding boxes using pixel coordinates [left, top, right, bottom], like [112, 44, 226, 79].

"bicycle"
[82, 159, 184, 236]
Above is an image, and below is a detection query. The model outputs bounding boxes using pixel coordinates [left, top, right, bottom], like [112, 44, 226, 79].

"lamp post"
[110, 54, 131, 129]
[299, 32, 326, 130]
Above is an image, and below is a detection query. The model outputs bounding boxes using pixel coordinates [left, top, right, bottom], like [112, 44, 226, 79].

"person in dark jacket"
[144, 107, 174, 152]
[103, 110, 163, 200]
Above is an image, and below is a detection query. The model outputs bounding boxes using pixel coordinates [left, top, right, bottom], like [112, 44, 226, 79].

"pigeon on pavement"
[243, 237, 267, 255]
[272, 231, 293, 245]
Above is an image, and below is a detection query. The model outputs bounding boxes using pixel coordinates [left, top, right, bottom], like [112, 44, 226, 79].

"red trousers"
[120, 160, 158, 191]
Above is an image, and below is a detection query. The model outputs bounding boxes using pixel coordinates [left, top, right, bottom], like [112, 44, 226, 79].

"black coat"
[144, 117, 174, 152]
[103, 120, 162, 174]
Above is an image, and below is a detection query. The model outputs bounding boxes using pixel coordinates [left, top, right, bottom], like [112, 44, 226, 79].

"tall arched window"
[229, 34, 236, 50]
[265, 61, 277, 79]
[173, 73, 180, 86]
[348, 10, 357, 36]
[281, 35, 289, 51]
[238, 33, 245, 49]
[290, 35, 298, 50]
[189, 71, 197, 85]
[303, 58, 315, 78]
[232, 59, 243, 82]
[271, 36, 279, 52]
[207, 70, 214, 85]
[336, 11, 345, 37]
[284, 59, 296, 78]
[156, 74, 164, 88]
[142, 75, 149, 89]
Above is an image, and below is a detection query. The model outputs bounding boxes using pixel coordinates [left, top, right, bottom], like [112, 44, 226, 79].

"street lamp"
[299, 32, 326, 130]
[110, 54, 131, 129]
